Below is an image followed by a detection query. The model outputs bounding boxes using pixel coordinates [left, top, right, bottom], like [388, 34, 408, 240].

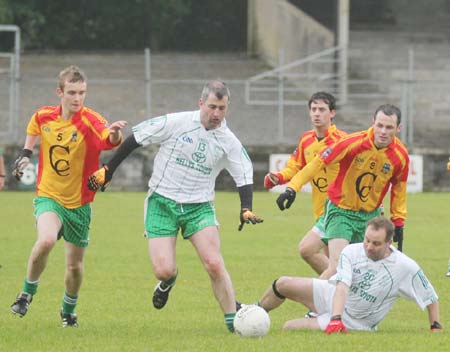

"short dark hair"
[308, 92, 337, 111]
[374, 104, 401, 126]
[366, 216, 395, 242]
[201, 80, 230, 102]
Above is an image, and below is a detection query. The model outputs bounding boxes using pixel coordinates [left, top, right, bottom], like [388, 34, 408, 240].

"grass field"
[0, 191, 449, 351]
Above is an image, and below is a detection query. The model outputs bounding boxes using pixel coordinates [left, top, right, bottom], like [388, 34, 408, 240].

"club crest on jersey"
[192, 151, 206, 163]
[381, 163, 391, 174]
[192, 140, 207, 163]
[71, 131, 78, 142]
[320, 147, 332, 159]
[43, 126, 51, 133]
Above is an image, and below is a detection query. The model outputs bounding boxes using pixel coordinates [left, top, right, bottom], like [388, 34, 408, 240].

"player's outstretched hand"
[447, 157, 450, 171]
[263, 172, 280, 189]
[325, 318, 348, 334]
[238, 208, 263, 231]
[87, 165, 112, 192]
[109, 120, 128, 134]
[276, 187, 296, 210]
[430, 321, 443, 333]
[12, 149, 32, 180]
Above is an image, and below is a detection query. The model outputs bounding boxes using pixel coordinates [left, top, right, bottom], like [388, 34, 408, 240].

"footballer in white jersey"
[87, 81, 263, 333]
[255, 216, 441, 333]
[133, 110, 253, 203]
[320, 243, 439, 331]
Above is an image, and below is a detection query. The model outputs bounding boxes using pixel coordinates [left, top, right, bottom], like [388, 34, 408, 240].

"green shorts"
[33, 197, 92, 247]
[322, 200, 382, 245]
[312, 215, 326, 239]
[144, 192, 218, 239]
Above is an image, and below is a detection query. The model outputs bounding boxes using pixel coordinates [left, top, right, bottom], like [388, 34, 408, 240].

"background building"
[1, 0, 449, 190]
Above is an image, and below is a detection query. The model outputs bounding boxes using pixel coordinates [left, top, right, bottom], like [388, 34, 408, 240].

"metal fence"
[244, 45, 450, 150]
[2, 49, 450, 151]
[2, 50, 450, 191]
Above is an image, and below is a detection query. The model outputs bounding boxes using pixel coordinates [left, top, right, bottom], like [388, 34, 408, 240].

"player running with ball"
[87, 80, 263, 332]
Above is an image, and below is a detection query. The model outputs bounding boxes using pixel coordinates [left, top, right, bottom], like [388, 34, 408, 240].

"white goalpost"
[0, 25, 20, 142]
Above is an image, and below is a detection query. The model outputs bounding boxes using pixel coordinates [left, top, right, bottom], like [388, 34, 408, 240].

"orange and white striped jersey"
[278, 124, 346, 220]
[27, 105, 120, 208]
[288, 127, 409, 226]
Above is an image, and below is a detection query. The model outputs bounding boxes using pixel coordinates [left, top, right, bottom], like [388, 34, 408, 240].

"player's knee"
[66, 261, 83, 276]
[298, 242, 312, 260]
[272, 277, 289, 299]
[203, 256, 225, 278]
[36, 236, 57, 253]
[154, 266, 177, 281]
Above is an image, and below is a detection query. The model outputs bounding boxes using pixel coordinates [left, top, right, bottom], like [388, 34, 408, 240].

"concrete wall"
[248, 0, 334, 66]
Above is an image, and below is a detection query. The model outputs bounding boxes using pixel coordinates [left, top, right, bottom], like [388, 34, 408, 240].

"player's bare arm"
[108, 120, 127, 145]
[325, 280, 349, 334]
[427, 302, 442, 332]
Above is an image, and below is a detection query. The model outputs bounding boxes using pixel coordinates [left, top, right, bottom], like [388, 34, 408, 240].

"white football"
[234, 304, 270, 338]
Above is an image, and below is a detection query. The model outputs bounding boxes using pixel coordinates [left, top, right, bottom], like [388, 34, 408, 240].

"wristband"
[21, 148, 33, 158]
[430, 321, 442, 330]
[0, 174, 5, 178]
[330, 315, 342, 321]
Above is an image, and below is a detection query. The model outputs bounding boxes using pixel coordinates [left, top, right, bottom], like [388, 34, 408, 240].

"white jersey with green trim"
[132, 110, 253, 203]
[330, 243, 438, 330]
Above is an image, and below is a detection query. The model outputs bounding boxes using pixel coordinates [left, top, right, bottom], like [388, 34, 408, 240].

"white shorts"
[312, 279, 377, 331]
[312, 279, 334, 330]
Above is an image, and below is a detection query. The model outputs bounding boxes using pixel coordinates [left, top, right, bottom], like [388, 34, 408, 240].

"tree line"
[0, 0, 246, 51]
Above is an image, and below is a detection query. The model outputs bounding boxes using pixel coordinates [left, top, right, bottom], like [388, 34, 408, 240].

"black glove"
[87, 165, 112, 192]
[238, 208, 263, 231]
[394, 226, 404, 252]
[12, 149, 33, 180]
[276, 188, 296, 210]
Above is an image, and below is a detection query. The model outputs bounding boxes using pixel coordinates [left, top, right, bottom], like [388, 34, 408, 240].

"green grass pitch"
[0, 191, 448, 351]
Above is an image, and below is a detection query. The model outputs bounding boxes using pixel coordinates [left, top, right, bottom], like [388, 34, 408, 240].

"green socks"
[23, 278, 78, 314]
[224, 313, 236, 332]
[23, 278, 39, 296]
[62, 292, 78, 314]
